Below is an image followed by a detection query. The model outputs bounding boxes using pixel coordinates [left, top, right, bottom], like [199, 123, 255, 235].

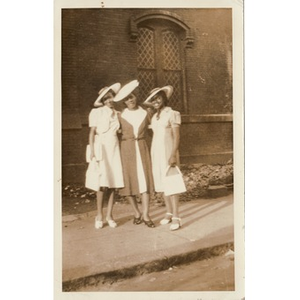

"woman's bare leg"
[141, 192, 150, 221]
[127, 196, 141, 218]
[169, 194, 181, 230]
[96, 190, 104, 220]
[163, 194, 173, 215]
[106, 188, 115, 220]
[170, 194, 180, 218]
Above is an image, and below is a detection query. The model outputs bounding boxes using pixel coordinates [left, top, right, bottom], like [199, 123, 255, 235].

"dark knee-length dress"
[118, 106, 154, 196]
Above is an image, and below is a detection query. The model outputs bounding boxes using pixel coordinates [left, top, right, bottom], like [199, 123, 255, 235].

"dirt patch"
[62, 162, 233, 216]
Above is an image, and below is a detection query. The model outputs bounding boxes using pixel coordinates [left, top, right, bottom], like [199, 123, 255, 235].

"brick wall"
[61, 8, 233, 184]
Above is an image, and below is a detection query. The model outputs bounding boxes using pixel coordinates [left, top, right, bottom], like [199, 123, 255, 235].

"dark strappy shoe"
[133, 216, 142, 225]
[143, 218, 155, 228]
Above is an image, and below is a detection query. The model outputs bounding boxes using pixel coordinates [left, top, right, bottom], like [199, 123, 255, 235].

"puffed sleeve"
[170, 110, 181, 127]
[88, 108, 98, 127]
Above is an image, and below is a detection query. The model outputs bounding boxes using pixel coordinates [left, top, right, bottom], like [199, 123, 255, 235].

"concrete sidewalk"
[62, 193, 234, 291]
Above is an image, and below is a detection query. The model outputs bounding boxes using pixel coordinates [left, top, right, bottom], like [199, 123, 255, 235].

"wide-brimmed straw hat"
[113, 80, 139, 102]
[94, 82, 121, 107]
[143, 85, 173, 105]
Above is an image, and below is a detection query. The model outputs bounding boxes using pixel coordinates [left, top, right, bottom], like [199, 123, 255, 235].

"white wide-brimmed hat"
[113, 80, 139, 102]
[94, 82, 121, 107]
[143, 85, 173, 105]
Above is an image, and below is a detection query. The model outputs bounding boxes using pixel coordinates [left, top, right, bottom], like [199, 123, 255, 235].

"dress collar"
[156, 106, 171, 115]
[163, 106, 172, 112]
[124, 106, 143, 113]
[102, 105, 116, 116]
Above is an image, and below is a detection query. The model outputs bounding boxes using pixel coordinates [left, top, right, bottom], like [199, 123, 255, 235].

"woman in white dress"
[144, 85, 183, 231]
[88, 83, 124, 229]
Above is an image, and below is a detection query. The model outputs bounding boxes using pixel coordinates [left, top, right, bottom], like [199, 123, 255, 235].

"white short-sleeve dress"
[89, 106, 124, 189]
[150, 106, 181, 192]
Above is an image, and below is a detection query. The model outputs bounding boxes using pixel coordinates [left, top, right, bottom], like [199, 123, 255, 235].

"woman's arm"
[168, 126, 180, 167]
[89, 126, 97, 161]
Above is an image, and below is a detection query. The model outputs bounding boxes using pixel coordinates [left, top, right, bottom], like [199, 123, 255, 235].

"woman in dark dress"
[114, 79, 155, 228]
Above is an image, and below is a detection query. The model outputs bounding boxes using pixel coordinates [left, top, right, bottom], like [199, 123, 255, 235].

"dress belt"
[121, 137, 145, 141]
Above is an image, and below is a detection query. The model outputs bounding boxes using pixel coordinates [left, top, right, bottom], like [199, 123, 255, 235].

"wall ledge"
[181, 114, 233, 123]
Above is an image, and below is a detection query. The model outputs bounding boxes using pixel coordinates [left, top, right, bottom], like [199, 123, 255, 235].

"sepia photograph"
[4, 1, 300, 299]
[54, 0, 244, 299]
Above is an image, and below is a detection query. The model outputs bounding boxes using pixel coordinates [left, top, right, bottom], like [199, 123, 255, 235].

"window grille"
[137, 27, 156, 100]
[137, 70, 156, 102]
[164, 71, 182, 111]
[163, 30, 183, 111]
[137, 28, 155, 69]
[137, 27, 184, 111]
[163, 30, 181, 70]
[131, 12, 194, 113]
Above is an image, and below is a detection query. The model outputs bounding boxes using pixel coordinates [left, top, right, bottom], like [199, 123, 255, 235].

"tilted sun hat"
[94, 82, 121, 107]
[113, 79, 139, 102]
[143, 85, 173, 105]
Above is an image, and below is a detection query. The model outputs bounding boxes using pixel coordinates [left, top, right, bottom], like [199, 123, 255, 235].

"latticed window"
[137, 25, 185, 112]
[137, 28, 155, 69]
[162, 30, 183, 111]
[137, 28, 156, 102]
[163, 30, 181, 70]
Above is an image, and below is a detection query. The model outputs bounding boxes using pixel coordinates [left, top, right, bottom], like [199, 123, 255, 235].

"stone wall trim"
[181, 114, 233, 123]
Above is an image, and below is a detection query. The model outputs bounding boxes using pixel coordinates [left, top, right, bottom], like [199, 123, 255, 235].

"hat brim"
[94, 83, 121, 107]
[113, 80, 139, 102]
[143, 86, 173, 105]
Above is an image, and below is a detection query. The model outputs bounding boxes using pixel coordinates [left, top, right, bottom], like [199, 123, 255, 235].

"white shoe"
[170, 218, 182, 231]
[95, 217, 104, 229]
[160, 213, 173, 225]
[106, 218, 117, 228]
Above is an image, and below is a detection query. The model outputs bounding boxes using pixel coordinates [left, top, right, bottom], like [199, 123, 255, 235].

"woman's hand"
[147, 107, 154, 113]
[168, 154, 177, 167]
[90, 149, 95, 161]
[146, 107, 155, 118]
